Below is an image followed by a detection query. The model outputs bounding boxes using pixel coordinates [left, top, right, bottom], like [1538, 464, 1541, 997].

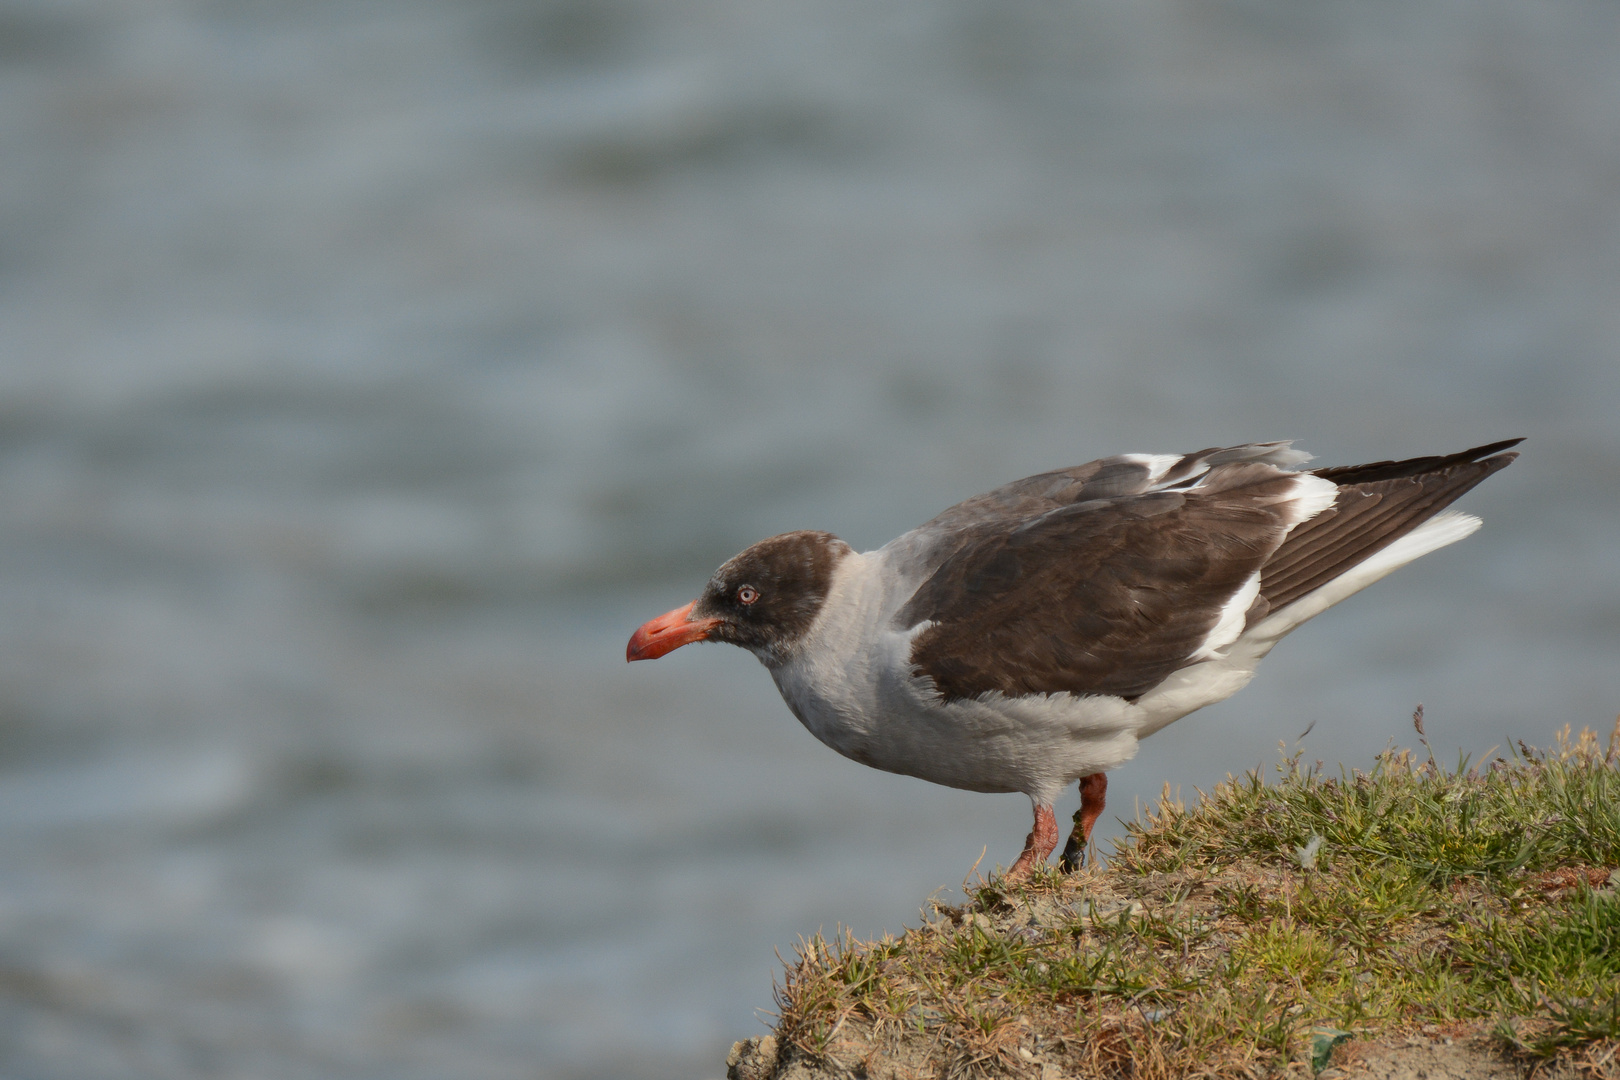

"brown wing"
[885, 442, 1309, 583]
[1259, 440, 1521, 612]
[902, 469, 1304, 701]
[901, 440, 1522, 703]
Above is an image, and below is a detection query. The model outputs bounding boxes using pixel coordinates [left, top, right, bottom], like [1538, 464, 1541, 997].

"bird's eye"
[736, 585, 759, 605]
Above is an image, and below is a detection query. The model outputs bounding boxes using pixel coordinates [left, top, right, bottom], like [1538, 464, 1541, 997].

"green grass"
[765, 723, 1620, 1079]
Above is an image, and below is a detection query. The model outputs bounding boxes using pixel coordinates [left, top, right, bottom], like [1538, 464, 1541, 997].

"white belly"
[773, 660, 1146, 803]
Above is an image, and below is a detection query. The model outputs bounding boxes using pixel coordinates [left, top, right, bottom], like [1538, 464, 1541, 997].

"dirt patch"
[732, 1028, 1615, 1080]
[1332, 1029, 1615, 1080]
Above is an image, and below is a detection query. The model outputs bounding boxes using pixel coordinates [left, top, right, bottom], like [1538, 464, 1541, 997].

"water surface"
[1, 1, 1617, 1077]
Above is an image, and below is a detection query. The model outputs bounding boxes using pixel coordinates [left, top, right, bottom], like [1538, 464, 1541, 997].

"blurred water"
[0, 0, 1618, 1077]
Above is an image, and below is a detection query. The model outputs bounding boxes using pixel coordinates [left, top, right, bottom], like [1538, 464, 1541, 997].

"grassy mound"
[733, 723, 1620, 1080]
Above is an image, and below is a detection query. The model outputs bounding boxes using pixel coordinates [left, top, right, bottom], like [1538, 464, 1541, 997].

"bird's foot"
[1005, 804, 1058, 881]
[1057, 833, 1085, 873]
[1058, 772, 1107, 873]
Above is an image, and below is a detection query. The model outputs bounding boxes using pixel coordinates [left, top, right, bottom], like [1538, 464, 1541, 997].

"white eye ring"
[737, 585, 759, 605]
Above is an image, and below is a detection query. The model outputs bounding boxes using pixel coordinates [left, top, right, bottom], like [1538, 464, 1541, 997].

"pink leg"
[1059, 772, 1108, 872]
[1005, 804, 1059, 881]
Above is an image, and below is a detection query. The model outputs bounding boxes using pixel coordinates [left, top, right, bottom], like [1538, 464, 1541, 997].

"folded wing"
[899, 440, 1520, 702]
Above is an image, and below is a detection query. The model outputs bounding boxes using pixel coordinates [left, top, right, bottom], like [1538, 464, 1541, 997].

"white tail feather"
[1247, 510, 1483, 645]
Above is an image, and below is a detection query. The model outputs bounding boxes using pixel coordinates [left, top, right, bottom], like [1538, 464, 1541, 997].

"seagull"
[627, 440, 1519, 879]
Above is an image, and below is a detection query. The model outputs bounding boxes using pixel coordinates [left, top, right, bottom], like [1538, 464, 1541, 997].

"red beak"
[626, 601, 722, 661]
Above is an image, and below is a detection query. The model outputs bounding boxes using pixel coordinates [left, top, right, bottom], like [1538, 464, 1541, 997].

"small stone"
[1019, 1047, 1035, 1061]
[726, 1035, 778, 1080]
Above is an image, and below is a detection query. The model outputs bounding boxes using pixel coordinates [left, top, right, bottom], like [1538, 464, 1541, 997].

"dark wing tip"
[1312, 438, 1524, 485]
[1262, 443, 1519, 611]
[1448, 437, 1524, 465]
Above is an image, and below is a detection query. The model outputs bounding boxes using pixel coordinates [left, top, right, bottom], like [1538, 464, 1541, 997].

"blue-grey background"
[1, 0, 1617, 1077]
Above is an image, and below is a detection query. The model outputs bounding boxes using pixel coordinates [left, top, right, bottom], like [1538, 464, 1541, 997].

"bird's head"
[627, 530, 852, 666]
